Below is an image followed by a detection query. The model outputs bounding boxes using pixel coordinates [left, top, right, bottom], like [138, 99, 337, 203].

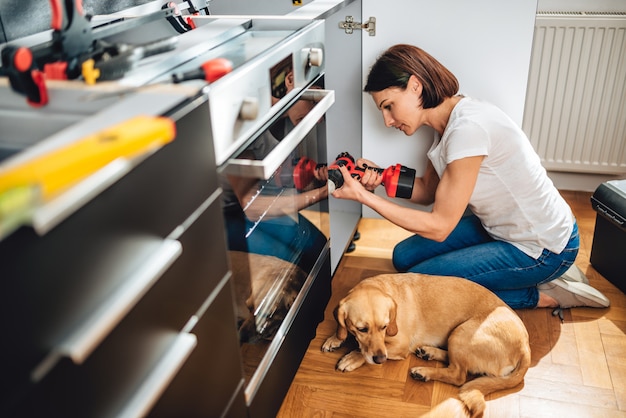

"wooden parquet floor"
[277, 191, 626, 418]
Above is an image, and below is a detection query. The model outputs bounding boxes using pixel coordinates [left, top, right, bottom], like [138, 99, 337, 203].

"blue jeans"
[224, 208, 326, 273]
[392, 214, 579, 309]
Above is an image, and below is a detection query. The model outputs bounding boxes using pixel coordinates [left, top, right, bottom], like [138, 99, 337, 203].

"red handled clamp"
[1, 0, 179, 105]
[184, 0, 211, 15]
[0, 46, 49, 106]
[162, 2, 194, 33]
[46, 0, 95, 79]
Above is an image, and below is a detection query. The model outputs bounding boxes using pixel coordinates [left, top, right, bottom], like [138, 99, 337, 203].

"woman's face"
[370, 75, 423, 136]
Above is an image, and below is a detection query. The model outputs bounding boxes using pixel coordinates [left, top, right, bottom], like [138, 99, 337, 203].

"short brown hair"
[364, 44, 459, 109]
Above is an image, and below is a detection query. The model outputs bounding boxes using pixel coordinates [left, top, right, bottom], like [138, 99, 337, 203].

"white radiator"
[522, 12, 626, 175]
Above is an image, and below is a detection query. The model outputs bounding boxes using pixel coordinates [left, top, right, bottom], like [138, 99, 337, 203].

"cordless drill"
[274, 156, 327, 191]
[327, 152, 416, 198]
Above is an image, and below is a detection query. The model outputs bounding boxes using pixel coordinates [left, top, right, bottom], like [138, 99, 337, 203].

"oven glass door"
[219, 87, 333, 392]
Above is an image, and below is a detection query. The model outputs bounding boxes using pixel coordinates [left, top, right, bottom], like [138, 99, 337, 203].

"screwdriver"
[171, 57, 233, 83]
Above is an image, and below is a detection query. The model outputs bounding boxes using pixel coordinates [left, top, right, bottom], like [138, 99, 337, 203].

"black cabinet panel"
[150, 277, 246, 417]
[0, 99, 221, 415]
[12, 195, 229, 417]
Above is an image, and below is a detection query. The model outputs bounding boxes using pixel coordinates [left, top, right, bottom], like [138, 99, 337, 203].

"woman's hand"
[314, 164, 328, 182]
[331, 165, 368, 201]
[356, 158, 383, 192]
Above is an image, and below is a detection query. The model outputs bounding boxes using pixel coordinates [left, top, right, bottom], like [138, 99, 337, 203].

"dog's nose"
[373, 354, 387, 364]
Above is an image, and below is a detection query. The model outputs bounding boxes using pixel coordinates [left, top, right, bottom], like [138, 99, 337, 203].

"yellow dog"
[322, 273, 531, 418]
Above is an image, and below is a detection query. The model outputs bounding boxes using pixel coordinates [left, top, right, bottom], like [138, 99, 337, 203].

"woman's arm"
[408, 160, 439, 205]
[228, 174, 328, 222]
[333, 155, 483, 241]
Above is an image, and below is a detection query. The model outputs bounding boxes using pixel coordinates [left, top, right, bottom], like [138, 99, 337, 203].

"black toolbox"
[590, 179, 626, 294]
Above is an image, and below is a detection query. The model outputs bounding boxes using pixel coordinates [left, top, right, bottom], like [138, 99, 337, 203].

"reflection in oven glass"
[220, 84, 329, 384]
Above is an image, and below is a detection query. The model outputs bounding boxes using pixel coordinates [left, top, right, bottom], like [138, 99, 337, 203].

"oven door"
[219, 87, 333, 399]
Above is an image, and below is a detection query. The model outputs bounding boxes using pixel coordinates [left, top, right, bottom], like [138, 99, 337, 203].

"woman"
[332, 44, 609, 310]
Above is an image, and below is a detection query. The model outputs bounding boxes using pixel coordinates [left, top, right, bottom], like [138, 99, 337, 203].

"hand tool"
[162, 1, 194, 33]
[0, 0, 179, 105]
[273, 156, 327, 192]
[0, 115, 176, 240]
[0, 115, 176, 201]
[327, 152, 416, 198]
[162, 0, 211, 33]
[171, 57, 233, 83]
[0, 46, 48, 106]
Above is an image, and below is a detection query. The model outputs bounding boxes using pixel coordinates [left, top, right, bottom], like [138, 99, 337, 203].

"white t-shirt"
[427, 97, 574, 259]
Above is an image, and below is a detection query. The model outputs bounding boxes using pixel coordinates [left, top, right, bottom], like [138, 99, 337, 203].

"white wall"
[360, 0, 537, 217]
[537, 0, 625, 12]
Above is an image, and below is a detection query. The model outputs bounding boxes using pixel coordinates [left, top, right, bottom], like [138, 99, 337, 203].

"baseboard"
[547, 171, 625, 192]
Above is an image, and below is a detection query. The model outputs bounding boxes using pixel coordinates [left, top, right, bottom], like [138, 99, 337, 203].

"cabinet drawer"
[149, 274, 245, 417]
[6, 192, 229, 416]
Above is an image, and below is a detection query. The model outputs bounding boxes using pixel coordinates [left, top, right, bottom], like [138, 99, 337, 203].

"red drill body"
[327, 152, 415, 198]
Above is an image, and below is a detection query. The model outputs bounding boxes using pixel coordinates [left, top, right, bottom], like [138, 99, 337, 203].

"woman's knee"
[392, 235, 429, 272]
[392, 246, 409, 272]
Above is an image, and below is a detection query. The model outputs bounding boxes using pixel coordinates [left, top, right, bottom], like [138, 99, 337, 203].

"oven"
[220, 84, 333, 406]
[192, 17, 335, 414]
[0, 7, 333, 417]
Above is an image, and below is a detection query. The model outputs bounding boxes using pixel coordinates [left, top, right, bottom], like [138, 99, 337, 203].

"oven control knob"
[306, 47, 324, 67]
[239, 97, 259, 120]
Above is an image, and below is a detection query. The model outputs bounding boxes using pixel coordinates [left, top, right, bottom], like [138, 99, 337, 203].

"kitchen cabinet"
[312, 0, 364, 272]
[0, 91, 246, 417]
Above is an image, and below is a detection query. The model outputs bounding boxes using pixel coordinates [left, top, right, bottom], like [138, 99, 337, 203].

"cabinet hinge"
[339, 16, 376, 36]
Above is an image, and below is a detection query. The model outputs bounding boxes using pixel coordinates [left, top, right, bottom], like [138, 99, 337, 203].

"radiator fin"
[523, 14, 626, 174]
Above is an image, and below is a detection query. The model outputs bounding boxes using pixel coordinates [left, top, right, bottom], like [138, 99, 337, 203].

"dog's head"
[335, 284, 398, 365]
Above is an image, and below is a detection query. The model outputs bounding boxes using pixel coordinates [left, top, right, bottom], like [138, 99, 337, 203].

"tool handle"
[49, 0, 93, 79]
[50, 0, 84, 31]
[172, 58, 233, 83]
[0, 46, 49, 106]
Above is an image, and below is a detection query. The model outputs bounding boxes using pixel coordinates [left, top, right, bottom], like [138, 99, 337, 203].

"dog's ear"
[386, 298, 398, 336]
[335, 300, 349, 341]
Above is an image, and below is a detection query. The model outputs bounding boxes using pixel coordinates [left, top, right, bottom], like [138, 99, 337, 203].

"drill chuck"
[327, 152, 358, 193]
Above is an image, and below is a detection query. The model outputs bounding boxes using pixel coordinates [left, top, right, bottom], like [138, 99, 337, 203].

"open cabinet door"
[360, 0, 537, 217]
[321, 0, 364, 272]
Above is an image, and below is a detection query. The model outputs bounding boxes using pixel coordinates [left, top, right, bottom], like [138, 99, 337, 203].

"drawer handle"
[118, 332, 197, 418]
[61, 239, 183, 363]
[32, 158, 134, 236]
[222, 89, 335, 179]
[32, 239, 183, 382]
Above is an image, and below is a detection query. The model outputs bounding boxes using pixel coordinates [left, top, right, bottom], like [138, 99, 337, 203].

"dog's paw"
[322, 335, 344, 352]
[414, 346, 448, 363]
[409, 367, 430, 382]
[414, 347, 432, 360]
[336, 350, 366, 372]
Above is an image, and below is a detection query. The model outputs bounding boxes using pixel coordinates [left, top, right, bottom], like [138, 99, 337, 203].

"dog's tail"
[458, 347, 532, 418]
[422, 347, 531, 418]
[419, 398, 470, 418]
